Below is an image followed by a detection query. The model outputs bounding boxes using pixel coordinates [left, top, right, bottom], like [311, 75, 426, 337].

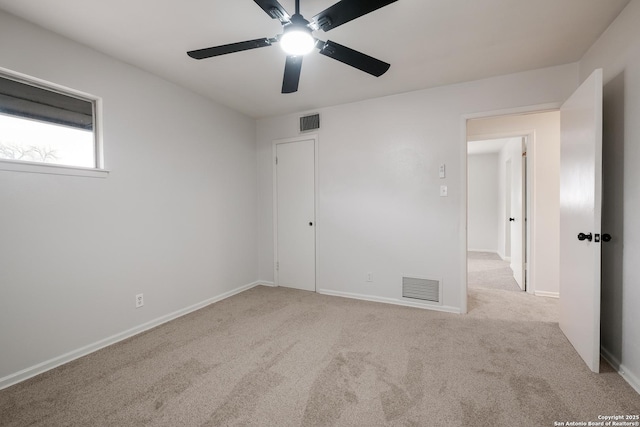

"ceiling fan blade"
[318, 40, 390, 77]
[187, 38, 273, 59]
[282, 55, 303, 94]
[311, 0, 398, 32]
[253, 0, 291, 23]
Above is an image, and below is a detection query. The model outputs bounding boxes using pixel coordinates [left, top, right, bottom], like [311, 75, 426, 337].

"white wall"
[467, 112, 561, 297]
[467, 153, 499, 252]
[257, 64, 577, 312]
[0, 11, 258, 384]
[579, 0, 640, 392]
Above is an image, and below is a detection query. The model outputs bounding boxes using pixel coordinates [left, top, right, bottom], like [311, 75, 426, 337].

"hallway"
[467, 251, 523, 292]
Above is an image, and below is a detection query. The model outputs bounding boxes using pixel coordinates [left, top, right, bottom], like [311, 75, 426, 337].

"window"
[0, 69, 104, 175]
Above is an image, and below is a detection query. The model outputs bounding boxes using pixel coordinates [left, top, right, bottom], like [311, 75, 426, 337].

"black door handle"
[602, 233, 612, 242]
[509, 217, 515, 222]
[577, 232, 593, 242]
[309, 222, 313, 226]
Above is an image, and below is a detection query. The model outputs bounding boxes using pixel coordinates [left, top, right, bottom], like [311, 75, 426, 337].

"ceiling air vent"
[300, 113, 320, 132]
[402, 277, 441, 303]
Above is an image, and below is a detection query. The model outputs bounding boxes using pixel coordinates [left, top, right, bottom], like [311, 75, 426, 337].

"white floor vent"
[402, 277, 440, 303]
[300, 113, 320, 132]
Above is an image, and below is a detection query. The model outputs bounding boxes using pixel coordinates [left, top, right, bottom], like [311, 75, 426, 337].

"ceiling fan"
[187, 0, 398, 94]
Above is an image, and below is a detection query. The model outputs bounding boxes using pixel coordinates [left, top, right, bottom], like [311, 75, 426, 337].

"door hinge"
[275, 157, 278, 165]
[275, 261, 279, 271]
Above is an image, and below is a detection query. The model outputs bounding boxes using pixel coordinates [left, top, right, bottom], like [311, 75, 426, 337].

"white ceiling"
[0, 0, 630, 118]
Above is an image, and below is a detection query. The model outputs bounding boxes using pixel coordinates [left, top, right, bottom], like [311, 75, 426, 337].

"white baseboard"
[534, 290, 559, 298]
[467, 249, 499, 254]
[0, 280, 264, 391]
[258, 281, 276, 287]
[317, 289, 460, 314]
[497, 252, 510, 261]
[601, 346, 640, 395]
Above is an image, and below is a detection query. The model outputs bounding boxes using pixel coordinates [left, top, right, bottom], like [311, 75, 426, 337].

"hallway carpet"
[468, 251, 523, 292]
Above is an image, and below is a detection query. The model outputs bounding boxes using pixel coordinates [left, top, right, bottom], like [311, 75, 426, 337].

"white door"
[275, 139, 316, 291]
[509, 138, 526, 290]
[504, 159, 512, 259]
[559, 68, 603, 373]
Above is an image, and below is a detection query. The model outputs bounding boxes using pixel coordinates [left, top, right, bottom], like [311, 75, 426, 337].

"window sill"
[0, 160, 109, 178]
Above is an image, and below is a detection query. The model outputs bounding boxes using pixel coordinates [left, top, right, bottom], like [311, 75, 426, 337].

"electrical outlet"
[366, 272, 373, 282]
[135, 293, 144, 308]
[440, 185, 448, 197]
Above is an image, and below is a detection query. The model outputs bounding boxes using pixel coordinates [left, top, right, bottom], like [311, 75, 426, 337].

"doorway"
[467, 136, 528, 292]
[465, 110, 562, 300]
[273, 136, 317, 291]
[463, 70, 603, 373]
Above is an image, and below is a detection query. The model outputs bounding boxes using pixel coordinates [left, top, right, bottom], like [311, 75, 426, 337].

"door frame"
[272, 134, 319, 289]
[460, 103, 560, 313]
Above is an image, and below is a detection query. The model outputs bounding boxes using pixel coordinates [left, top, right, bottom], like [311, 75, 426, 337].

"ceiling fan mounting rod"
[295, 0, 300, 15]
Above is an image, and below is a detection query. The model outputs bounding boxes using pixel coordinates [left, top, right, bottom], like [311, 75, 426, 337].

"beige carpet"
[0, 286, 638, 426]
[468, 251, 523, 292]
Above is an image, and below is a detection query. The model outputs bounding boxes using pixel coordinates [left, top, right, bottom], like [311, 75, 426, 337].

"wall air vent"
[402, 276, 441, 303]
[300, 113, 320, 132]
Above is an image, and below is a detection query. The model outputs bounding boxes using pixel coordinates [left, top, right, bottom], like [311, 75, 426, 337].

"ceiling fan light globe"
[280, 30, 315, 56]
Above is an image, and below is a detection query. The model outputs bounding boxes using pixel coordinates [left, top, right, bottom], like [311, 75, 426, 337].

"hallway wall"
[467, 153, 499, 252]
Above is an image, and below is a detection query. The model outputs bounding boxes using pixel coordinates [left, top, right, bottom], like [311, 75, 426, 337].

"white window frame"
[0, 67, 108, 178]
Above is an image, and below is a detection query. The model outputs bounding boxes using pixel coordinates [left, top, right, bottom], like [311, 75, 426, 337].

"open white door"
[504, 159, 512, 259]
[559, 68, 603, 373]
[508, 138, 526, 290]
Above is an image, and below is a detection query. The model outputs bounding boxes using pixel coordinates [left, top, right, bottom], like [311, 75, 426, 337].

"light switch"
[439, 164, 446, 178]
[440, 185, 448, 197]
